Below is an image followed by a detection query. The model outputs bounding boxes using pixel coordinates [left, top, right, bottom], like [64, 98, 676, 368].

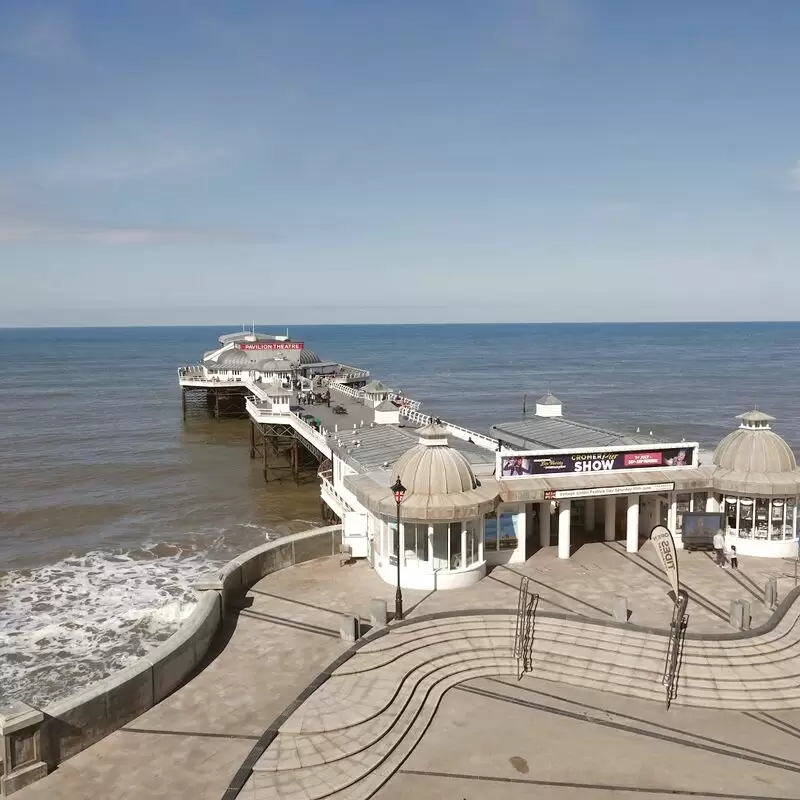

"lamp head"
[391, 475, 406, 505]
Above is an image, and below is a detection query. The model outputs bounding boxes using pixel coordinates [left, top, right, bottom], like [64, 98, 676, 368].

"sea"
[2, 322, 800, 706]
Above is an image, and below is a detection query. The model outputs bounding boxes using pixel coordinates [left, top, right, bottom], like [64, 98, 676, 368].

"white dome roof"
[713, 410, 796, 474]
[393, 423, 477, 496]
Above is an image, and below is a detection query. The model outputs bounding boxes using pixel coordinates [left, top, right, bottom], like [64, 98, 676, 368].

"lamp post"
[391, 475, 406, 620]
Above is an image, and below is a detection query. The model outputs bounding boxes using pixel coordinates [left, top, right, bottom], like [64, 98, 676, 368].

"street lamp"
[391, 475, 406, 620]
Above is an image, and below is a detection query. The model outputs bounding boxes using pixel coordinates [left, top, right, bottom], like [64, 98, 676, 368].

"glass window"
[770, 499, 786, 541]
[388, 521, 399, 562]
[484, 512, 498, 552]
[724, 498, 737, 533]
[676, 493, 691, 533]
[432, 523, 449, 569]
[499, 512, 519, 550]
[739, 498, 753, 538]
[788, 498, 797, 539]
[449, 523, 462, 569]
[692, 492, 708, 513]
[404, 523, 429, 562]
[755, 498, 769, 540]
[465, 519, 478, 566]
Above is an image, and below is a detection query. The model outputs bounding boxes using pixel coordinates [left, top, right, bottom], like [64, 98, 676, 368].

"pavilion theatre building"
[332, 394, 800, 593]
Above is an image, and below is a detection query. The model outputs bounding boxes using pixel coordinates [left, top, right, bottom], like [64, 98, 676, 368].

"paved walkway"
[15, 542, 800, 799]
[379, 676, 800, 799]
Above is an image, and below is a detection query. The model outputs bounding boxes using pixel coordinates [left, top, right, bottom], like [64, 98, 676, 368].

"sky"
[1, 0, 799, 326]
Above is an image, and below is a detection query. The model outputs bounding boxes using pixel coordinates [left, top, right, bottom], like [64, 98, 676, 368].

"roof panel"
[490, 416, 658, 450]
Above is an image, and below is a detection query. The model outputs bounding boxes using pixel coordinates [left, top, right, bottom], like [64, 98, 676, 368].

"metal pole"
[395, 500, 403, 620]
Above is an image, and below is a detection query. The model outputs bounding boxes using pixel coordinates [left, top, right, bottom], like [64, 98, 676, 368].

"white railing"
[290, 411, 330, 452]
[245, 399, 331, 454]
[329, 382, 365, 401]
[335, 364, 370, 380]
[399, 407, 498, 451]
[320, 474, 351, 512]
[328, 381, 422, 412]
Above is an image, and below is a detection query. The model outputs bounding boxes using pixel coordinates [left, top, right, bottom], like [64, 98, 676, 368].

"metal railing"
[399, 407, 499, 451]
[662, 590, 689, 709]
[513, 576, 539, 680]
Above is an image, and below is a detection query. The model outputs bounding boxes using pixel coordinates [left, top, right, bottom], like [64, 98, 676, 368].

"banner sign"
[650, 524, 680, 600]
[544, 482, 675, 501]
[500, 444, 696, 478]
[239, 342, 304, 351]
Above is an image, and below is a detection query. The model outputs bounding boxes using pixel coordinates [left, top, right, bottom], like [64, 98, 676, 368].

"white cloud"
[1, 8, 80, 62]
[0, 214, 254, 246]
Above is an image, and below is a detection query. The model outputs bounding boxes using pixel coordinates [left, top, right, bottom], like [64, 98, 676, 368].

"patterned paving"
[239, 597, 800, 799]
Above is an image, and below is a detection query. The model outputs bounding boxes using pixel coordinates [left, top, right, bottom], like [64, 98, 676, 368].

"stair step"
[250, 658, 518, 799]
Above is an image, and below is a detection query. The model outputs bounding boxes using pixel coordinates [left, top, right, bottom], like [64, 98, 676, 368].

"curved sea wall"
[0, 525, 342, 791]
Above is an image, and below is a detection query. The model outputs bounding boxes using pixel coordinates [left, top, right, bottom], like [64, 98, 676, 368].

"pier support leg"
[292, 440, 299, 484]
[249, 420, 255, 460]
[214, 390, 220, 420]
[181, 388, 187, 420]
[262, 428, 268, 483]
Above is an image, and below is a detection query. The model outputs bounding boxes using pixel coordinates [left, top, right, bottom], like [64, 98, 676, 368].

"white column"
[626, 495, 640, 553]
[539, 501, 551, 547]
[604, 496, 616, 541]
[668, 493, 677, 532]
[428, 524, 435, 572]
[585, 498, 595, 532]
[461, 526, 467, 569]
[558, 500, 572, 559]
[477, 519, 484, 563]
[706, 495, 717, 512]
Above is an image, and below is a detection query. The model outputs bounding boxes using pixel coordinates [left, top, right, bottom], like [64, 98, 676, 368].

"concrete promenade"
[15, 542, 800, 800]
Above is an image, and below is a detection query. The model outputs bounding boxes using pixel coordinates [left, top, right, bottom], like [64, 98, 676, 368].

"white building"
[327, 396, 800, 593]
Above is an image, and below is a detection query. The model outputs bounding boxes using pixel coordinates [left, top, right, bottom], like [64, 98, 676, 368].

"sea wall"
[0, 525, 342, 791]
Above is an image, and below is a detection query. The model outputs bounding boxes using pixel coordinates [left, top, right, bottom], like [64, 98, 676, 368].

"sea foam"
[0, 543, 225, 707]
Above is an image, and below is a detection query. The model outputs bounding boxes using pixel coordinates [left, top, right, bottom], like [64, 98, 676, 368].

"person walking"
[713, 529, 726, 567]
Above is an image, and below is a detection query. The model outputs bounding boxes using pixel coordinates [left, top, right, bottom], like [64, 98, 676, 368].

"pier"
[179, 330, 800, 592]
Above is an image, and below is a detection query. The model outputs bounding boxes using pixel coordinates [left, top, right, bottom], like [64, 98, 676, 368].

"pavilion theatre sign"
[239, 342, 304, 351]
[498, 442, 699, 479]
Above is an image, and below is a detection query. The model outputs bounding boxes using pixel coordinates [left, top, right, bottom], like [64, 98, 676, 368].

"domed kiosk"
[711, 410, 800, 557]
[369, 423, 499, 590]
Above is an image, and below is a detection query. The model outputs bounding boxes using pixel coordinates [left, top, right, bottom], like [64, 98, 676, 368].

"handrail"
[662, 589, 689, 709]
[513, 576, 539, 679]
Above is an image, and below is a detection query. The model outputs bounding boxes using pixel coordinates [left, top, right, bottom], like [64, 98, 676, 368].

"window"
[432, 523, 449, 569]
[498, 513, 519, 550]
[388, 521, 398, 558]
[676, 494, 691, 533]
[449, 523, 462, 569]
[724, 497, 737, 532]
[465, 519, 478, 566]
[484, 512, 498, 551]
[770, 499, 786, 541]
[404, 523, 429, 562]
[692, 492, 708, 513]
[739, 498, 753, 538]
[755, 498, 769, 540]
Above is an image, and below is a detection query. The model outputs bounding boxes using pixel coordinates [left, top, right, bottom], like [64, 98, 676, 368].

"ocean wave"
[0, 544, 226, 708]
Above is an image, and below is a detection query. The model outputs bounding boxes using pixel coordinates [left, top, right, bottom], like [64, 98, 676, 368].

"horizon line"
[2, 319, 800, 330]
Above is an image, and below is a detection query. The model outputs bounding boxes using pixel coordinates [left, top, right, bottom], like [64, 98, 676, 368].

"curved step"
[249, 657, 518, 799]
[278, 640, 516, 735]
